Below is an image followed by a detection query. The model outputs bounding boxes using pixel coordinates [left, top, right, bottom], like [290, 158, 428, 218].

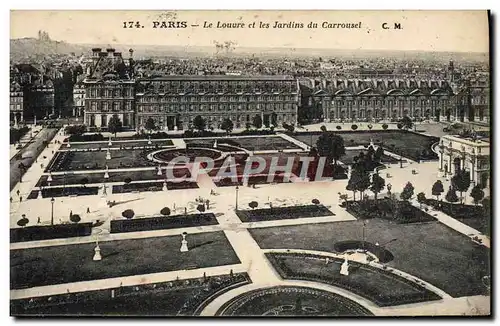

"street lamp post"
[235, 186, 239, 211]
[50, 197, 55, 225]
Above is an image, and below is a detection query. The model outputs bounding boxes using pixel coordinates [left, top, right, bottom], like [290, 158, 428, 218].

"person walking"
[87, 207, 90, 214]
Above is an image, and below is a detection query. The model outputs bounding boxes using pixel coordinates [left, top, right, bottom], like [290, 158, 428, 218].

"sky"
[10, 10, 490, 53]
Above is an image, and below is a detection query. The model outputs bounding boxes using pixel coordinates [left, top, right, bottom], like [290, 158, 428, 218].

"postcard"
[9, 10, 491, 317]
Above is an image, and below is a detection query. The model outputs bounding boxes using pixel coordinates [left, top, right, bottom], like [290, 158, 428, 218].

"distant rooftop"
[137, 75, 295, 81]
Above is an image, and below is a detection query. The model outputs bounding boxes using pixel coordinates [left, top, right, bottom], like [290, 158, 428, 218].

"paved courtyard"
[9, 125, 491, 316]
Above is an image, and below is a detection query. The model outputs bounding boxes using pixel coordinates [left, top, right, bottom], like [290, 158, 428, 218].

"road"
[10, 127, 59, 191]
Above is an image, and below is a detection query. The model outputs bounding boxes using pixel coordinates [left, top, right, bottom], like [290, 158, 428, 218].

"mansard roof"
[302, 78, 454, 97]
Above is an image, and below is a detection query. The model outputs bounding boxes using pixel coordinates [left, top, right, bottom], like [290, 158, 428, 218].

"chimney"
[91, 48, 101, 57]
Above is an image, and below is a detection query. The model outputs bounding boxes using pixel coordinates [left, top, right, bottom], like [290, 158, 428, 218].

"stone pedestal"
[67, 142, 71, 148]
[104, 170, 109, 179]
[157, 167, 163, 176]
[163, 182, 167, 191]
[106, 150, 111, 160]
[93, 245, 102, 261]
[47, 174, 53, 182]
[38, 190, 43, 199]
[148, 139, 152, 145]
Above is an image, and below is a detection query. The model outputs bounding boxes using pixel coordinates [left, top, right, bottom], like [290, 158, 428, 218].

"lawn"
[248, 219, 490, 297]
[11, 273, 251, 316]
[217, 285, 374, 316]
[266, 252, 441, 307]
[236, 204, 334, 223]
[110, 213, 218, 233]
[47, 149, 156, 172]
[185, 136, 303, 151]
[423, 199, 490, 236]
[60, 139, 174, 150]
[11, 231, 240, 290]
[293, 130, 439, 161]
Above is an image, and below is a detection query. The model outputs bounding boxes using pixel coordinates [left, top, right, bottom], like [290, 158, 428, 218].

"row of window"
[88, 101, 133, 111]
[10, 97, 23, 103]
[9, 104, 22, 111]
[137, 103, 296, 113]
[138, 81, 296, 93]
[137, 94, 297, 103]
[87, 88, 134, 98]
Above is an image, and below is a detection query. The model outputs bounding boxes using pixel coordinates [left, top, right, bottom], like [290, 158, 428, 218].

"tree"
[320, 125, 327, 132]
[316, 132, 346, 167]
[160, 207, 171, 216]
[351, 124, 358, 131]
[245, 122, 252, 130]
[336, 125, 342, 130]
[346, 172, 358, 201]
[193, 115, 206, 132]
[400, 116, 413, 130]
[312, 199, 320, 205]
[451, 169, 471, 204]
[417, 192, 426, 209]
[221, 118, 234, 135]
[70, 214, 81, 223]
[145, 118, 156, 133]
[124, 177, 132, 184]
[370, 173, 385, 200]
[248, 201, 258, 210]
[374, 147, 384, 162]
[400, 182, 415, 201]
[482, 197, 490, 217]
[355, 169, 371, 200]
[197, 204, 206, 213]
[108, 114, 123, 137]
[382, 123, 388, 130]
[431, 180, 444, 202]
[17, 216, 29, 227]
[122, 209, 135, 219]
[252, 115, 263, 129]
[397, 123, 403, 130]
[367, 124, 373, 130]
[470, 185, 485, 206]
[445, 187, 459, 204]
[339, 193, 348, 205]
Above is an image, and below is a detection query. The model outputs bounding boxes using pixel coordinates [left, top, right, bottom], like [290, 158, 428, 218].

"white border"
[3, 2, 497, 326]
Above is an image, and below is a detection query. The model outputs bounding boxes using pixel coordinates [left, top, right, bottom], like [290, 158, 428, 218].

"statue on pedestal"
[340, 255, 350, 276]
[93, 244, 102, 261]
[108, 137, 112, 147]
[106, 148, 111, 160]
[180, 232, 189, 252]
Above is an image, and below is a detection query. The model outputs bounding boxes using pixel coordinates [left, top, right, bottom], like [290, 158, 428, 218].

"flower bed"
[110, 213, 218, 233]
[345, 199, 436, 223]
[10, 273, 251, 316]
[266, 252, 441, 307]
[40, 186, 99, 198]
[236, 204, 333, 223]
[10, 223, 93, 243]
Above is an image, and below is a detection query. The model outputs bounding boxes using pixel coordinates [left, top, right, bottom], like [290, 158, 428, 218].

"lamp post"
[50, 197, 55, 225]
[235, 186, 239, 211]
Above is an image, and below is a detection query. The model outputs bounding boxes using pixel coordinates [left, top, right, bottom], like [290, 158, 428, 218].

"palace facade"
[80, 48, 489, 130]
[82, 48, 299, 130]
[299, 78, 456, 122]
[135, 75, 299, 130]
